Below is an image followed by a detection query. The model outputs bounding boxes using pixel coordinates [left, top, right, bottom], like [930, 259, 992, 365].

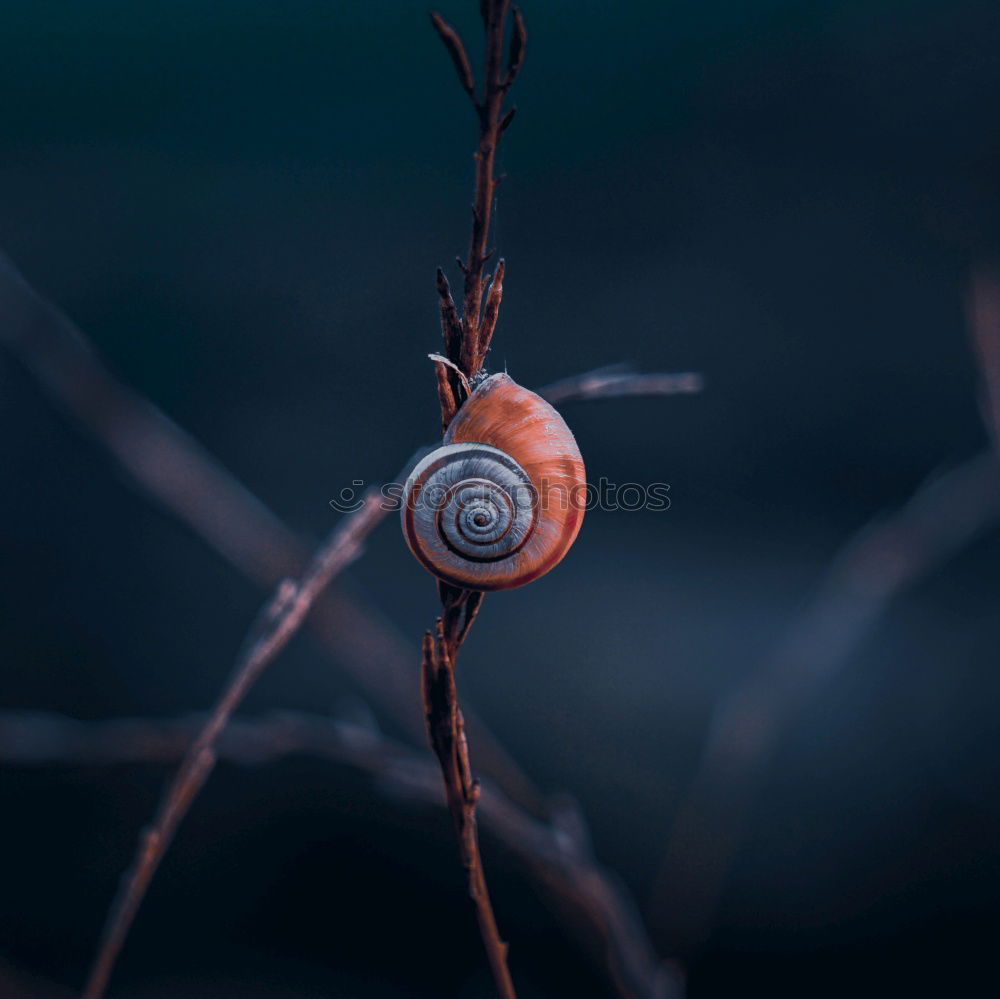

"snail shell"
[401, 373, 586, 591]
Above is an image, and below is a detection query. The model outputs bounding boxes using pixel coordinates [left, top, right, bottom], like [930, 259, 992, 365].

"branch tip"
[429, 11, 476, 99]
[506, 6, 527, 87]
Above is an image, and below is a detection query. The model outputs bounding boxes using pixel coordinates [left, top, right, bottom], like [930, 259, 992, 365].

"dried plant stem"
[461, 0, 510, 354]
[423, 611, 515, 999]
[81, 492, 386, 999]
[423, 2, 529, 993]
[431, 1, 523, 380]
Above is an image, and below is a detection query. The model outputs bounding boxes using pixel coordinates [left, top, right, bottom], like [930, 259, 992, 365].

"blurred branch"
[81, 492, 387, 999]
[651, 268, 1000, 951]
[651, 450, 1000, 948]
[539, 366, 704, 406]
[0, 708, 683, 999]
[0, 248, 542, 815]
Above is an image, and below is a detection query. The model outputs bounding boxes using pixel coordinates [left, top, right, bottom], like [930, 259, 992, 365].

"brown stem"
[422, 3, 525, 988]
[423, 4, 528, 995]
[431, 0, 518, 383]
[81, 493, 387, 999]
[479, 258, 505, 360]
[422, 617, 517, 999]
[430, 12, 476, 99]
[461, 0, 513, 379]
[436, 266, 466, 369]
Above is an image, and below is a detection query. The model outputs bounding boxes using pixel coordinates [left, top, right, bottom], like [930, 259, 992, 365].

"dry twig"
[81, 493, 387, 999]
[421, 593, 513, 996]
[430, 1, 521, 382]
[423, 2, 530, 994]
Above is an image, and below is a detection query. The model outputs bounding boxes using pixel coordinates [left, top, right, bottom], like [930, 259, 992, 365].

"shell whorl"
[401, 373, 585, 591]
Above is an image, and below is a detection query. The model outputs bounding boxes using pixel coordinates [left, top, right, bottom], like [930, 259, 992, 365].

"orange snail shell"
[401, 373, 586, 591]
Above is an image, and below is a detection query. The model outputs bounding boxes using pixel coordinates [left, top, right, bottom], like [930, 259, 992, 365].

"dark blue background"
[1, 2, 999, 996]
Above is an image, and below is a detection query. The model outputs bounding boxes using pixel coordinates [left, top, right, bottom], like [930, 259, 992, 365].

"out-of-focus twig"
[652, 271, 1000, 949]
[652, 451, 1000, 948]
[1, 707, 682, 999]
[80, 493, 386, 999]
[539, 367, 704, 406]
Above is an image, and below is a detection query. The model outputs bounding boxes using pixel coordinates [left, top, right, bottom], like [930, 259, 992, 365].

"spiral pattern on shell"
[402, 374, 585, 591]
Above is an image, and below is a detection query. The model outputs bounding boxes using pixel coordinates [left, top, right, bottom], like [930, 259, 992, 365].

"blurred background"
[1, 1, 999, 996]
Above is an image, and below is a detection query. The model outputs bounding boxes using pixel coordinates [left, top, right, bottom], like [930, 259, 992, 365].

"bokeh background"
[2, 1, 999, 996]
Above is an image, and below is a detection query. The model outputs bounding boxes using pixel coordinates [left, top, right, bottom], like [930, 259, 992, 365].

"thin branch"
[650, 450, 1000, 951]
[81, 493, 387, 999]
[538, 367, 704, 406]
[504, 6, 527, 88]
[424, 3, 526, 995]
[0, 247, 543, 816]
[479, 257, 505, 361]
[422, 609, 516, 999]
[433, 353, 460, 431]
[430, 12, 476, 100]
[436, 266, 465, 368]
[431, 0, 517, 380]
[0, 708, 682, 999]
